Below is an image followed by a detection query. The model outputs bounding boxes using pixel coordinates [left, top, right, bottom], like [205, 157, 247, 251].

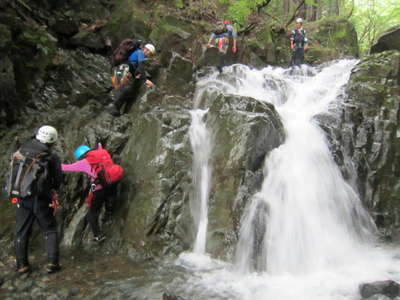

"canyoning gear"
[85, 183, 96, 208]
[12, 137, 62, 273]
[223, 20, 231, 25]
[127, 48, 146, 78]
[7, 140, 53, 203]
[45, 263, 61, 274]
[214, 22, 228, 35]
[111, 64, 132, 89]
[111, 38, 142, 67]
[216, 37, 229, 54]
[74, 145, 91, 159]
[296, 17, 304, 23]
[88, 183, 117, 238]
[290, 26, 308, 66]
[292, 47, 305, 66]
[291, 28, 307, 47]
[93, 234, 106, 243]
[16, 195, 60, 271]
[36, 126, 58, 144]
[144, 43, 156, 54]
[62, 146, 119, 240]
[85, 148, 124, 187]
[49, 191, 60, 215]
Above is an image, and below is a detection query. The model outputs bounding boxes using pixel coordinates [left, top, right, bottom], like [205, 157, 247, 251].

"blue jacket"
[127, 49, 146, 79]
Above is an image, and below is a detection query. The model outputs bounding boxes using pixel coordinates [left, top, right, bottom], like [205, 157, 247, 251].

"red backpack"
[85, 149, 124, 186]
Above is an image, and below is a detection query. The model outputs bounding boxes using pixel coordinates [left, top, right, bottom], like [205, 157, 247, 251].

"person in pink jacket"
[62, 144, 117, 242]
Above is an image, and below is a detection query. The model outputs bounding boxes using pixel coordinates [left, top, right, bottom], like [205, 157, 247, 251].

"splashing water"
[174, 62, 400, 300]
[235, 60, 377, 275]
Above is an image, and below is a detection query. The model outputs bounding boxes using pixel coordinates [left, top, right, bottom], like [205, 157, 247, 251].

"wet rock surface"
[1, 0, 400, 298]
[0, 250, 168, 300]
[319, 51, 400, 241]
[359, 280, 400, 299]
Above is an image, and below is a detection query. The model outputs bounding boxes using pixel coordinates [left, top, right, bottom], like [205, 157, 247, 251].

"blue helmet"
[74, 145, 91, 159]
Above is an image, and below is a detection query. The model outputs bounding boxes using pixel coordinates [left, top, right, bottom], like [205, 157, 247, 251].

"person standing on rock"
[290, 18, 309, 66]
[207, 20, 237, 73]
[7, 125, 63, 274]
[61, 144, 123, 243]
[107, 43, 156, 116]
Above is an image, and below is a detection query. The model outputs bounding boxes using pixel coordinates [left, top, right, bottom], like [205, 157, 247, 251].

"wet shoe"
[106, 104, 120, 117]
[45, 263, 61, 274]
[16, 265, 30, 274]
[93, 235, 106, 243]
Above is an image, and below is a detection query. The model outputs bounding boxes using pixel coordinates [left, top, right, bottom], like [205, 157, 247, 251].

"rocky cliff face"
[0, 0, 398, 266]
[321, 51, 400, 241]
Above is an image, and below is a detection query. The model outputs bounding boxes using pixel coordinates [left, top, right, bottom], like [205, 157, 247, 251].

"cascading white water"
[173, 62, 400, 300]
[189, 109, 212, 254]
[235, 60, 378, 275]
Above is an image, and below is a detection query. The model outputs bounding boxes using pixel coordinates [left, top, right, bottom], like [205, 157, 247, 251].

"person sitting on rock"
[290, 18, 309, 66]
[107, 43, 156, 116]
[207, 20, 237, 72]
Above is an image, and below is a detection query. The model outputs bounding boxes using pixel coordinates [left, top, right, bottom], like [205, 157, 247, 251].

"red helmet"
[223, 20, 231, 25]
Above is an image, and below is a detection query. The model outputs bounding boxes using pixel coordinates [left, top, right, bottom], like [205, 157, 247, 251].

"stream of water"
[175, 61, 400, 300]
[189, 108, 212, 254]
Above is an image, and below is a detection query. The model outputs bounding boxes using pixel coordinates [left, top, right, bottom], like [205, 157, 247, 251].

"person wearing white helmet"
[290, 17, 309, 66]
[107, 42, 156, 116]
[8, 125, 63, 274]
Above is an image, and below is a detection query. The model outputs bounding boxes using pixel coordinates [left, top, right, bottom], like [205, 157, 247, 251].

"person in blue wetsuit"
[107, 43, 156, 116]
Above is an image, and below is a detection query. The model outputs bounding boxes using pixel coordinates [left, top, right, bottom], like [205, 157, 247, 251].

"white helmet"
[296, 18, 304, 23]
[36, 125, 58, 144]
[144, 43, 156, 55]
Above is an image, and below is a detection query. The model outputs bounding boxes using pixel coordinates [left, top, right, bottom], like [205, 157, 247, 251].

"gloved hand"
[49, 191, 60, 215]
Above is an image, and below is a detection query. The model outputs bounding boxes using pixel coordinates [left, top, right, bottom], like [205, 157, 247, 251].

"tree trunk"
[329, 0, 340, 16]
[297, 0, 307, 19]
[283, 0, 291, 17]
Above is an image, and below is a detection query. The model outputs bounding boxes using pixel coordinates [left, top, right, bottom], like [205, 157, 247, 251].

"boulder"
[371, 26, 400, 54]
[359, 280, 400, 299]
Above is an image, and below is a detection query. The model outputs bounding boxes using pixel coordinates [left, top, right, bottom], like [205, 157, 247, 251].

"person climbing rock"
[107, 43, 156, 116]
[7, 125, 63, 274]
[61, 144, 123, 243]
[290, 18, 309, 66]
[207, 20, 237, 73]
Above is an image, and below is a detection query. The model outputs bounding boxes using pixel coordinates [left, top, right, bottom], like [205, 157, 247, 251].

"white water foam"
[175, 61, 400, 300]
[189, 109, 212, 254]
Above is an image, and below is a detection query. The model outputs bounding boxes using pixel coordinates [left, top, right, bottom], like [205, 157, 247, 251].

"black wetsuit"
[14, 139, 63, 268]
[86, 183, 117, 237]
[291, 28, 308, 66]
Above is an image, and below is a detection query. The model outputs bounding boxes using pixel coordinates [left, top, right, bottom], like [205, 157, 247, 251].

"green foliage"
[349, 0, 400, 54]
[174, 0, 184, 9]
[20, 28, 56, 57]
[218, 0, 269, 26]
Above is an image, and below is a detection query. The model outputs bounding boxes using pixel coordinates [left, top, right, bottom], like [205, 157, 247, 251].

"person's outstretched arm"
[61, 159, 94, 177]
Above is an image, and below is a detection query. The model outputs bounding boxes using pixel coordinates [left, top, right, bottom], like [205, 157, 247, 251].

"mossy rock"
[305, 17, 359, 64]
[15, 25, 58, 68]
[102, 8, 151, 45]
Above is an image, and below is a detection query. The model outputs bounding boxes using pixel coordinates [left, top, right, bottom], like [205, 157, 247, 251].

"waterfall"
[234, 60, 378, 274]
[171, 61, 400, 300]
[189, 109, 212, 254]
